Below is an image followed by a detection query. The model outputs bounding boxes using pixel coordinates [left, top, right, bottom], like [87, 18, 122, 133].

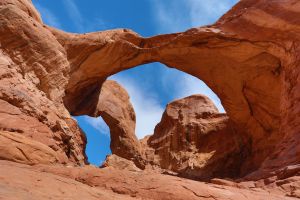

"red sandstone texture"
[144, 95, 250, 180]
[0, 0, 300, 199]
[1, 160, 298, 200]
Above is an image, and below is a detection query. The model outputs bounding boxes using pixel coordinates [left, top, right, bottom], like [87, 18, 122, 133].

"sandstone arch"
[50, 18, 283, 173]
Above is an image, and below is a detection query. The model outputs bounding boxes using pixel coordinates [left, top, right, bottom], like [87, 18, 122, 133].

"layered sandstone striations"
[0, 131, 61, 165]
[0, 0, 300, 199]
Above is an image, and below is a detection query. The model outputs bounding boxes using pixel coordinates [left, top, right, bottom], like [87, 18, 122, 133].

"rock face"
[0, 0, 87, 165]
[145, 95, 250, 180]
[1, 0, 300, 199]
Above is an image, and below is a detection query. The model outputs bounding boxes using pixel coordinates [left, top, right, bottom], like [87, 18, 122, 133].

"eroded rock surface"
[0, 131, 62, 165]
[144, 95, 250, 180]
[0, 0, 87, 165]
[1, 160, 298, 200]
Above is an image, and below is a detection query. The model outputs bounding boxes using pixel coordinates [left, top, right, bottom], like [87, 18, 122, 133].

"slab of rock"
[0, 160, 297, 200]
[0, 1, 87, 165]
[0, 131, 62, 165]
[0, 160, 135, 200]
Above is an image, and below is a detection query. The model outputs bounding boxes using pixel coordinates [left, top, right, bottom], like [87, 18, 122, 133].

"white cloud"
[62, 0, 109, 33]
[79, 116, 110, 137]
[154, 0, 238, 32]
[187, 0, 238, 27]
[159, 68, 225, 112]
[35, 3, 62, 29]
[178, 74, 225, 112]
[109, 75, 164, 139]
[62, 0, 84, 32]
[153, 0, 188, 33]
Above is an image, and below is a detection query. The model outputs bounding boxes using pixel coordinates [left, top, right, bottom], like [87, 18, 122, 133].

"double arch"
[51, 27, 282, 173]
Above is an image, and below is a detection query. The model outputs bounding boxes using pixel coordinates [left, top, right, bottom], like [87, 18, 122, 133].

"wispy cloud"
[77, 116, 110, 137]
[62, 0, 84, 32]
[109, 75, 164, 139]
[62, 0, 109, 33]
[154, 0, 238, 33]
[177, 74, 225, 112]
[187, 0, 238, 27]
[153, 1, 188, 33]
[34, 3, 62, 29]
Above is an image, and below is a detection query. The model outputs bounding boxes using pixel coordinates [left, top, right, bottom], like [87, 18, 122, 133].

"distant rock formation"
[143, 95, 250, 180]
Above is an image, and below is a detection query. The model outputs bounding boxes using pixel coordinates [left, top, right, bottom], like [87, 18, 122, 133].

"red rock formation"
[48, 3, 288, 175]
[0, 0, 87, 165]
[0, 0, 300, 199]
[74, 80, 145, 168]
[145, 95, 250, 180]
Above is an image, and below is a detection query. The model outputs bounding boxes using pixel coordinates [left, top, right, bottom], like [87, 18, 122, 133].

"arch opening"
[74, 115, 111, 166]
[109, 62, 225, 139]
[74, 63, 226, 167]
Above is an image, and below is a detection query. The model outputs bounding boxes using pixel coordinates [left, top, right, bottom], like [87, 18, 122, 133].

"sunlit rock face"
[0, 0, 87, 165]
[144, 95, 250, 180]
[1, 0, 300, 199]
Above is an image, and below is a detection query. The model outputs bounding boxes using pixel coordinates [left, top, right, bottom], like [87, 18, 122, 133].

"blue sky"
[33, 0, 238, 166]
